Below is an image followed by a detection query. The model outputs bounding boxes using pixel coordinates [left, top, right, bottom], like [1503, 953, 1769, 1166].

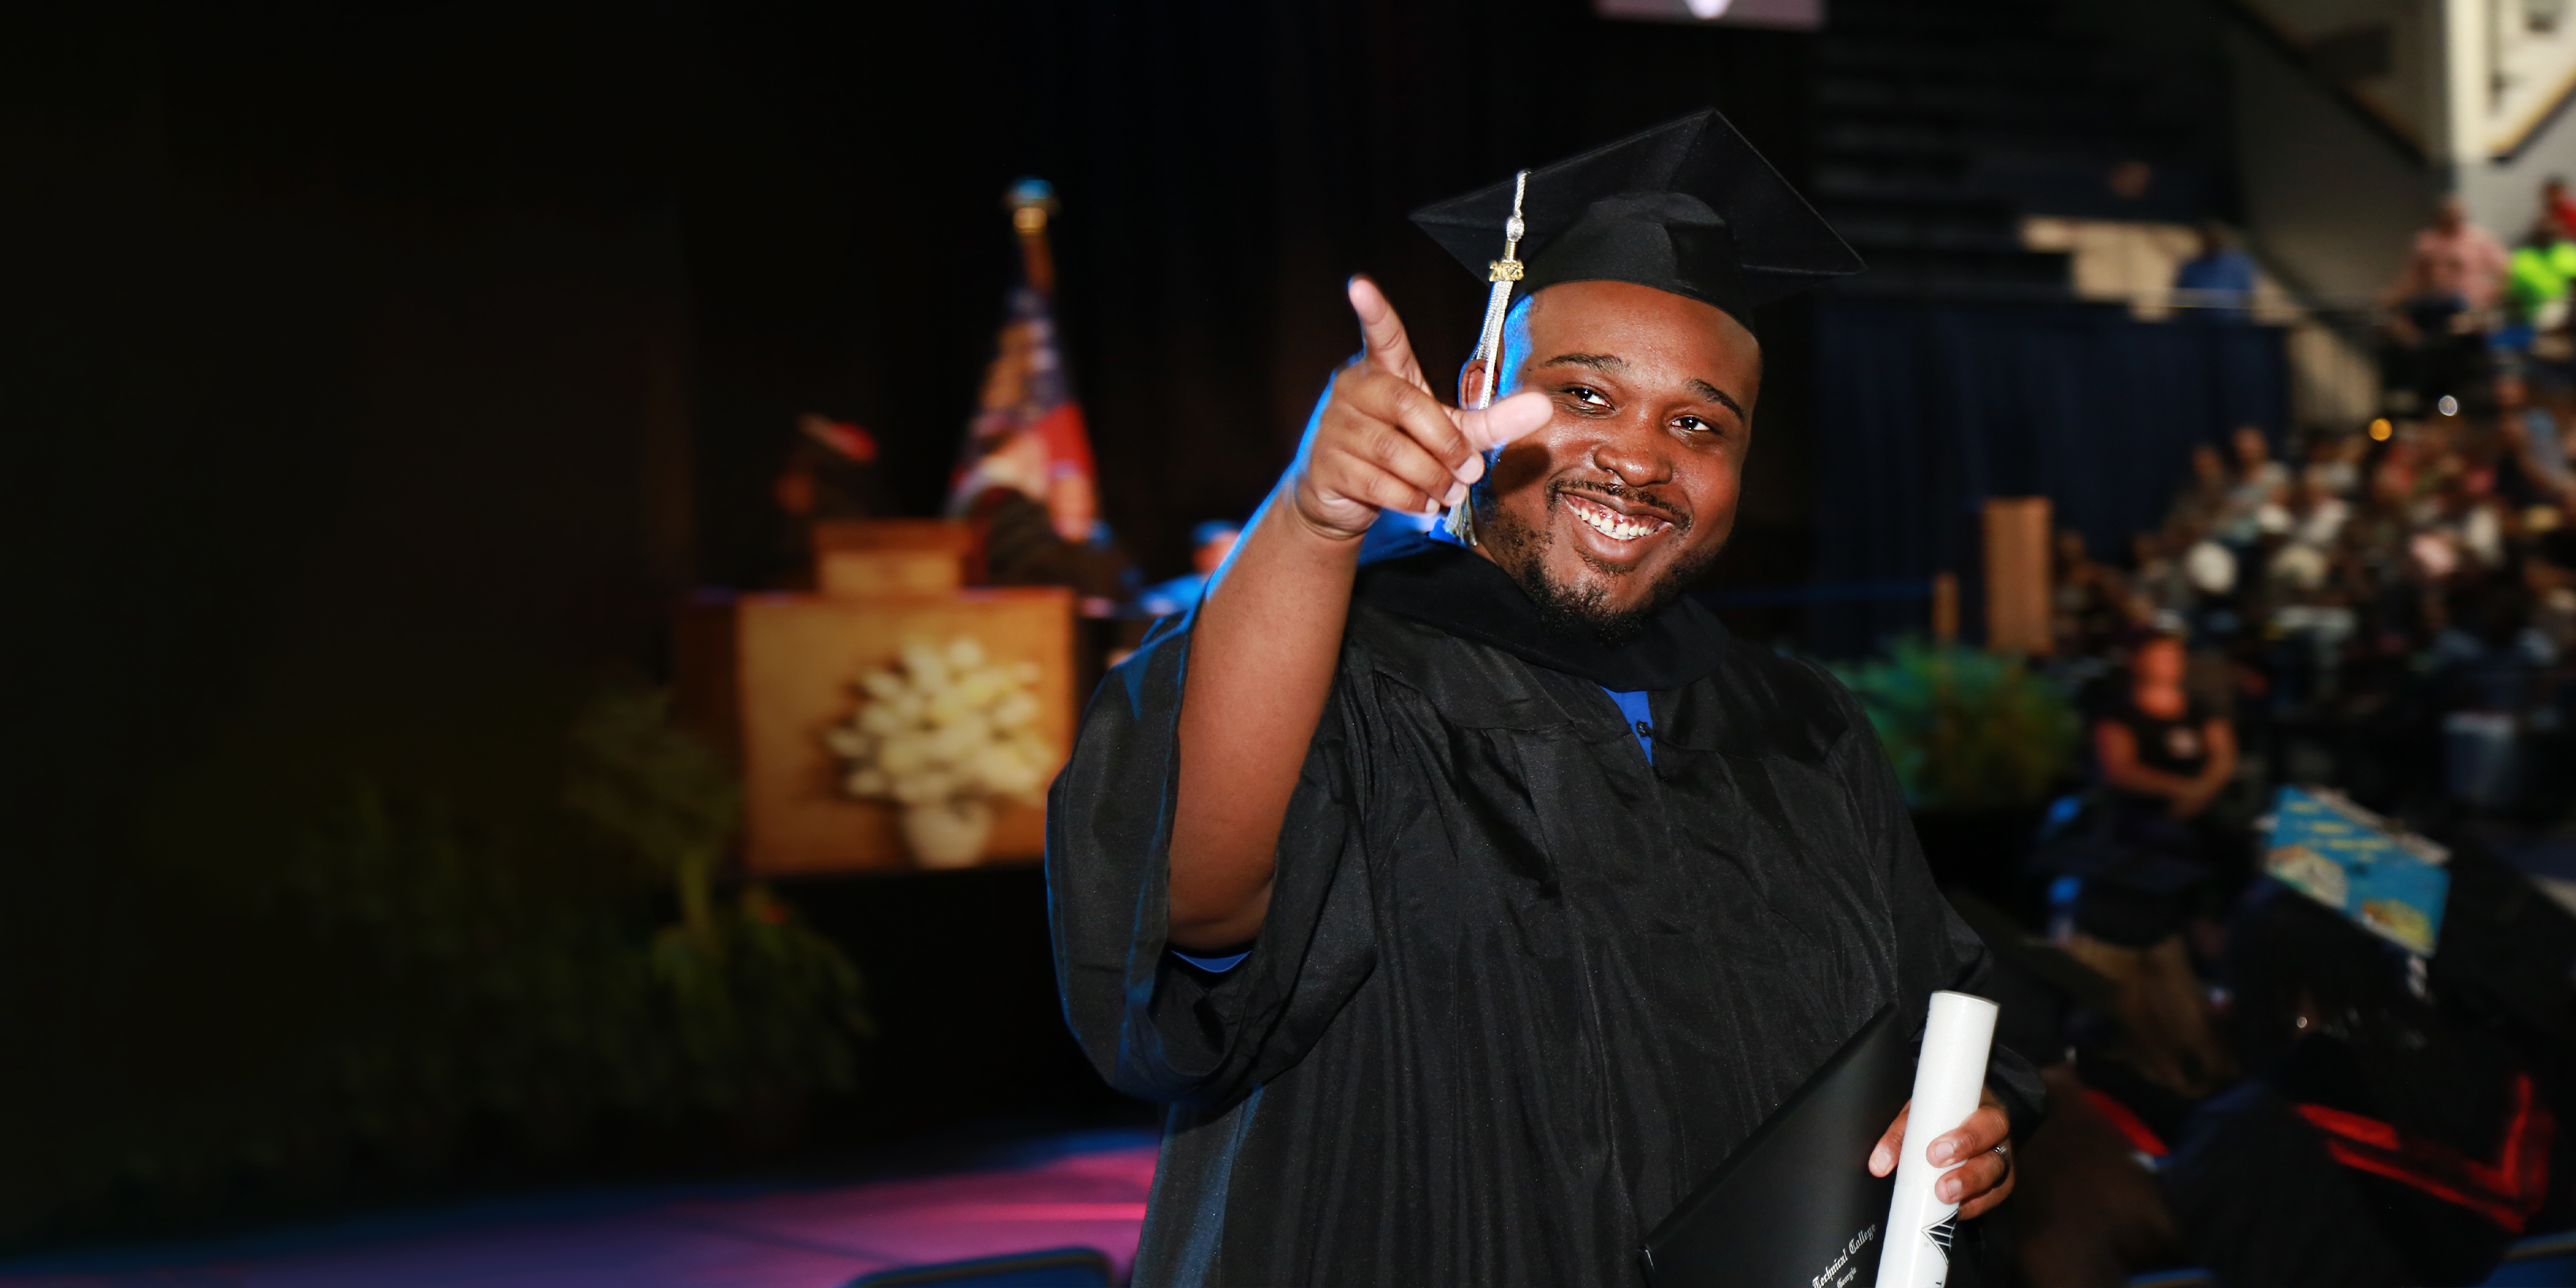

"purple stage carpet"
[0, 1129, 1158, 1288]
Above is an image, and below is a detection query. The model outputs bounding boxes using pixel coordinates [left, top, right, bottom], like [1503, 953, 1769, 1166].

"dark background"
[0, 0, 1822, 1241]
[683, 0, 1824, 590]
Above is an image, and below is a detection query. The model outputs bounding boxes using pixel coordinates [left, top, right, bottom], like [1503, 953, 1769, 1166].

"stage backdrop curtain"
[1808, 298, 2289, 656]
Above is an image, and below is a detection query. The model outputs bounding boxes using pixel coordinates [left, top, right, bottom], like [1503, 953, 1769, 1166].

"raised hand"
[1287, 275, 1553, 542]
[1169, 277, 1551, 952]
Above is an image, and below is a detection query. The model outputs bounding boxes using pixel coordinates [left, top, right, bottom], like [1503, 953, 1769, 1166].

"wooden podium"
[810, 519, 977, 597]
[677, 519, 1076, 875]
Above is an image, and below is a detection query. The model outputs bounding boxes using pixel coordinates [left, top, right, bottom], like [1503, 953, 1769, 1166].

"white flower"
[924, 687, 970, 726]
[955, 668, 1004, 708]
[932, 712, 993, 759]
[877, 733, 931, 776]
[970, 743, 1023, 786]
[831, 634, 1058, 805]
[900, 640, 947, 690]
[991, 691, 1038, 729]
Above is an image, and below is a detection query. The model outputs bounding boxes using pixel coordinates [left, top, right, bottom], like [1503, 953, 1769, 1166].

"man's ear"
[1456, 358, 1490, 408]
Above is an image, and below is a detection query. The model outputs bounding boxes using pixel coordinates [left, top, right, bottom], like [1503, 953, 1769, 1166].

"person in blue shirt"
[1135, 519, 1242, 618]
[2173, 221, 2255, 321]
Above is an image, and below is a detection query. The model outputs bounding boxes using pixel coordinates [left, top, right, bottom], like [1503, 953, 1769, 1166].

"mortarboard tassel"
[1444, 167, 1529, 548]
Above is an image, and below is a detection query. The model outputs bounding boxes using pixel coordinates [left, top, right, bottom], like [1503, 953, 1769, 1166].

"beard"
[1475, 479, 1727, 647]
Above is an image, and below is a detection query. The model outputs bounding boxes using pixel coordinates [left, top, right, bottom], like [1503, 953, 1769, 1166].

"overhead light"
[2437, 395, 2459, 416]
[1594, 0, 1818, 28]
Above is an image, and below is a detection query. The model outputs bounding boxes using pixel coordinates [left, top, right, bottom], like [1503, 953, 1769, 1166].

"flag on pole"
[947, 177, 1098, 543]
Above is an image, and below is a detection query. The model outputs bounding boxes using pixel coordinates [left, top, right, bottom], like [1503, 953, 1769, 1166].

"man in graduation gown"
[1047, 109, 2044, 1287]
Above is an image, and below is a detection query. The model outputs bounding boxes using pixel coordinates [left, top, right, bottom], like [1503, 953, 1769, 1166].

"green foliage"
[650, 886, 873, 1108]
[286, 684, 869, 1133]
[561, 686, 869, 1106]
[565, 686, 738, 960]
[1832, 638, 2079, 810]
[283, 786, 663, 1144]
[564, 688, 739, 885]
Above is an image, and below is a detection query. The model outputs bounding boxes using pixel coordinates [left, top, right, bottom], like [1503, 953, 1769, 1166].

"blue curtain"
[1809, 298, 2290, 655]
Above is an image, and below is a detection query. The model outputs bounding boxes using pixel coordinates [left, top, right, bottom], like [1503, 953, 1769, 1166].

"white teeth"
[1566, 495, 1665, 542]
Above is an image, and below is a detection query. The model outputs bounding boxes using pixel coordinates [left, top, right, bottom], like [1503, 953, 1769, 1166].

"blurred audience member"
[2389, 195, 2510, 334]
[2389, 197, 2509, 409]
[2098, 628, 2239, 834]
[2529, 525, 2576, 656]
[2285, 463, 2353, 550]
[2500, 374, 2575, 506]
[2310, 433, 2367, 499]
[2032, 630, 2244, 1082]
[2504, 213, 2576, 343]
[1136, 519, 1243, 618]
[2164, 442, 2233, 540]
[2173, 221, 2256, 321]
[2052, 529, 2132, 657]
[771, 413, 889, 581]
[2215, 426, 2288, 546]
[2127, 532, 2190, 625]
[2547, 175, 2576, 235]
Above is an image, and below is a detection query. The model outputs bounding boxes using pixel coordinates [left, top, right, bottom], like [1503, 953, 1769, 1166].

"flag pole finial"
[1006, 178, 1060, 294]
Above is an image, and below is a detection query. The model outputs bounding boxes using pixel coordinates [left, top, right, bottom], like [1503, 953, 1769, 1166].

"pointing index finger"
[1347, 275, 1428, 391]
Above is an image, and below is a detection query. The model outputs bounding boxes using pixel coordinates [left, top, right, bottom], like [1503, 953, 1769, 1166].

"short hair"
[2118, 621, 2188, 652]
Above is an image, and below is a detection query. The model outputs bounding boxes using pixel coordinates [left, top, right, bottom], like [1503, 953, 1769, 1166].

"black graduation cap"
[1410, 107, 1863, 331]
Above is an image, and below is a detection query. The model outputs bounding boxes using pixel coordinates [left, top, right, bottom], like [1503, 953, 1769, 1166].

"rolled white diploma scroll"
[1873, 990, 1999, 1288]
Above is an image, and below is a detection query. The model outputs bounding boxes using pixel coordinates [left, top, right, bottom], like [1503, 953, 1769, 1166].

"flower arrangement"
[827, 637, 1053, 865]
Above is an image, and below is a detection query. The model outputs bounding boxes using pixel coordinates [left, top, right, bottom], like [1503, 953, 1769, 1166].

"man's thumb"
[1459, 391, 1551, 452]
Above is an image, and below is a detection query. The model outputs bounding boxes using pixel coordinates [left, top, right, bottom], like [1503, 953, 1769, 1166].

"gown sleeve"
[1813, 663, 2051, 1138]
[1045, 611, 1380, 1108]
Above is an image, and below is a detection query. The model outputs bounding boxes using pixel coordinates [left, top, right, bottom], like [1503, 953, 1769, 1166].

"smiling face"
[1462, 279, 1761, 643]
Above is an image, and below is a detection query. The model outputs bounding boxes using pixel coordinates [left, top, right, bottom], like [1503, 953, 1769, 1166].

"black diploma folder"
[1641, 1005, 1913, 1288]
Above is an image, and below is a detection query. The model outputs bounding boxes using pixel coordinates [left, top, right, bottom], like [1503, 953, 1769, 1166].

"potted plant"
[826, 637, 1053, 868]
[1833, 638, 2079, 917]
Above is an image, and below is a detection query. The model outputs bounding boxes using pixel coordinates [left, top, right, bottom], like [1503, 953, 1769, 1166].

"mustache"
[1549, 478, 1689, 530]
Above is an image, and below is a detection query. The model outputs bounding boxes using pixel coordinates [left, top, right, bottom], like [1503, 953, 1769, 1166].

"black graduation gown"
[1046, 536, 2043, 1287]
